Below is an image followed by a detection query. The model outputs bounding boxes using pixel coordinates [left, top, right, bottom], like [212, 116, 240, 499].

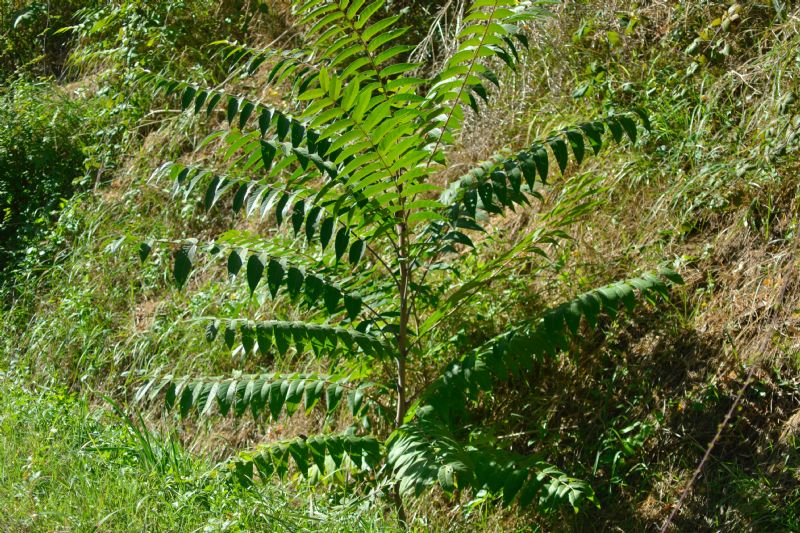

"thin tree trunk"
[393, 214, 411, 526]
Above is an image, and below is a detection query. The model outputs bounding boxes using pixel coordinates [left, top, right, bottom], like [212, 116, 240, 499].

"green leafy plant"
[0, 0, 92, 81]
[0, 79, 88, 275]
[67, 0, 276, 76]
[136, 0, 681, 519]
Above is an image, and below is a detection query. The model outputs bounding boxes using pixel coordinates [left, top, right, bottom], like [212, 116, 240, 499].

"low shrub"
[0, 79, 88, 274]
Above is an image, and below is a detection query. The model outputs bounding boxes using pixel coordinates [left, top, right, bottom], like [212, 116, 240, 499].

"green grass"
[0, 372, 403, 532]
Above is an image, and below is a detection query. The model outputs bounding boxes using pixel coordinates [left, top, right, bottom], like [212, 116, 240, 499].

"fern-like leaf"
[231, 432, 382, 483]
[136, 371, 379, 420]
[383, 268, 681, 511]
[439, 113, 648, 222]
[387, 410, 595, 511]
[207, 318, 392, 359]
[425, 267, 683, 417]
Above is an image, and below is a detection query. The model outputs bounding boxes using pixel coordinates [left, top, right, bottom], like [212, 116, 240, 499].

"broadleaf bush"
[0, 79, 89, 274]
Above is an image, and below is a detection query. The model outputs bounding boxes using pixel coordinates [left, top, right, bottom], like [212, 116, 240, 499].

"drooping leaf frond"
[146, 76, 400, 232]
[424, 0, 549, 157]
[136, 371, 380, 420]
[387, 409, 594, 510]
[425, 267, 683, 417]
[439, 112, 648, 222]
[383, 268, 681, 507]
[231, 432, 383, 483]
[140, 235, 374, 317]
[150, 161, 382, 263]
[205, 318, 392, 359]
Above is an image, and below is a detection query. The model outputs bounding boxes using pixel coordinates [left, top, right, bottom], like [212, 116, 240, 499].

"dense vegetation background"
[1, 0, 799, 531]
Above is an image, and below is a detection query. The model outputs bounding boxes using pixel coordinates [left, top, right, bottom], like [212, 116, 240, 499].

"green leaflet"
[193, 90, 207, 114]
[304, 274, 324, 304]
[239, 101, 255, 129]
[224, 325, 236, 349]
[226, 96, 239, 125]
[343, 293, 362, 320]
[227, 250, 243, 277]
[138, 242, 152, 263]
[579, 122, 603, 155]
[305, 206, 321, 242]
[319, 217, 335, 249]
[565, 130, 584, 164]
[206, 92, 222, 117]
[241, 323, 256, 353]
[291, 200, 305, 235]
[181, 86, 196, 110]
[173, 246, 194, 288]
[532, 145, 549, 182]
[276, 112, 291, 141]
[334, 227, 349, 262]
[205, 321, 219, 342]
[260, 140, 276, 170]
[348, 239, 365, 265]
[286, 266, 304, 298]
[232, 183, 249, 212]
[323, 285, 341, 314]
[203, 175, 222, 211]
[291, 121, 305, 147]
[267, 258, 285, 298]
[246, 254, 264, 294]
[619, 114, 638, 143]
[549, 138, 569, 173]
[259, 108, 272, 136]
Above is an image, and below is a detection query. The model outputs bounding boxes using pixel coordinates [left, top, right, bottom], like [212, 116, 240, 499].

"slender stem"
[395, 354, 408, 425]
[395, 214, 410, 427]
[391, 194, 412, 527]
[393, 484, 408, 526]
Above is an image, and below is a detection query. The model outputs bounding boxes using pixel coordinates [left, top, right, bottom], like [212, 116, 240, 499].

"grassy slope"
[0, 373, 401, 532]
[3, 0, 800, 531]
